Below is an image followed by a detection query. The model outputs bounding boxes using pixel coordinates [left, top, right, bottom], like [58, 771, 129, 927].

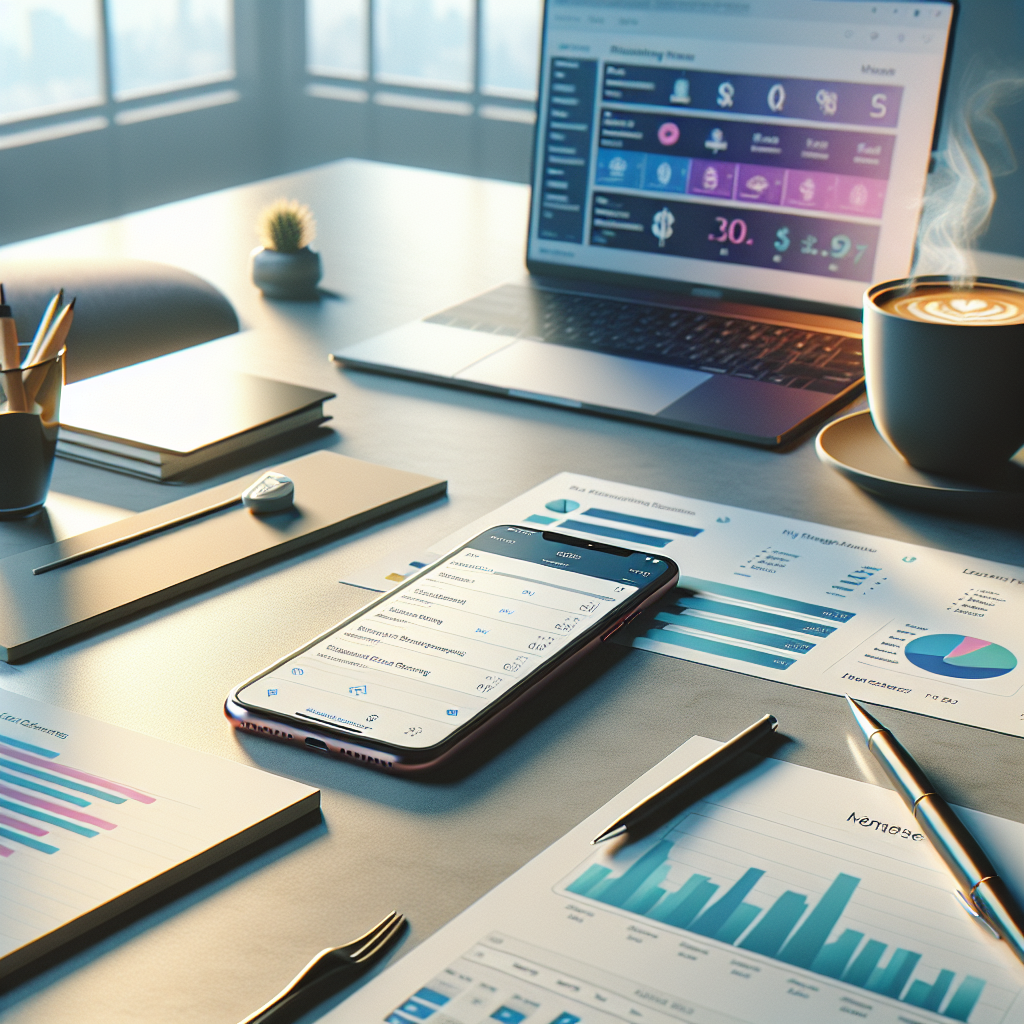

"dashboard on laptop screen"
[527, 0, 955, 313]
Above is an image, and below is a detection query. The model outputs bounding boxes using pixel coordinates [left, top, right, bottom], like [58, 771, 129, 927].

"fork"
[237, 910, 406, 1024]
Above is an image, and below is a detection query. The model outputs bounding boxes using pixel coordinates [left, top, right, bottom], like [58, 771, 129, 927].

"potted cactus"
[251, 199, 322, 300]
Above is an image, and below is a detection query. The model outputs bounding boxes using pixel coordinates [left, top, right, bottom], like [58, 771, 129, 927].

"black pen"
[592, 713, 778, 844]
[847, 695, 1024, 966]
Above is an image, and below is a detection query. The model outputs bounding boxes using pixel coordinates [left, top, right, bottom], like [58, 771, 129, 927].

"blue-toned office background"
[1, 0, 1020, 257]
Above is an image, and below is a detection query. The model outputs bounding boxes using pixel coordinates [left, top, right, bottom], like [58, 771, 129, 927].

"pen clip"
[955, 889, 1000, 940]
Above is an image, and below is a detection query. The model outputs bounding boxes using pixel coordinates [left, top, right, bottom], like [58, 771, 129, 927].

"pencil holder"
[0, 349, 63, 519]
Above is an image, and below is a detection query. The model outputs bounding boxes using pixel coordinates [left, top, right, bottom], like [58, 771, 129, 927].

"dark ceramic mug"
[863, 276, 1024, 478]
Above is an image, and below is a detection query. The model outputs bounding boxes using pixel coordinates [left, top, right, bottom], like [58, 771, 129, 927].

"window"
[0, 0, 237, 147]
[374, 0, 474, 92]
[304, 0, 541, 121]
[0, 0, 103, 125]
[107, 0, 234, 101]
[306, 0, 368, 81]
[480, 0, 542, 101]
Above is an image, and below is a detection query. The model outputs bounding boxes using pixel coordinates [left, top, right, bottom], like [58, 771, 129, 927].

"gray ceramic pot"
[251, 247, 322, 300]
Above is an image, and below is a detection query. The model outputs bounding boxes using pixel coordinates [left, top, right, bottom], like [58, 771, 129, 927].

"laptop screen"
[526, 0, 955, 315]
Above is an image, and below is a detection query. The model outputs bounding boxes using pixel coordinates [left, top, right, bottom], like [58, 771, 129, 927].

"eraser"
[242, 471, 295, 514]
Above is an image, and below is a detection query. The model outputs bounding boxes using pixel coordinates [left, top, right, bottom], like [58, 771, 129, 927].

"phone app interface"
[242, 528, 671, 749]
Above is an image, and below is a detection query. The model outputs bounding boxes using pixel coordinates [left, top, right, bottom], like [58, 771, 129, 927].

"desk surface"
[0, 159, 1021, 1024]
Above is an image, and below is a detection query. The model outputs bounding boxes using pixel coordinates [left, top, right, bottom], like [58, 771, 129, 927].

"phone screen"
[236, 527, 674, 750]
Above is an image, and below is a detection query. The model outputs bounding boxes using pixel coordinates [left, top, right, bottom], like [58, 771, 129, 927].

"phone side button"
[602, 607, 644, 642]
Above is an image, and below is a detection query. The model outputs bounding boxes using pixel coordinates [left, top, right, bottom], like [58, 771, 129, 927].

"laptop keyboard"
[427, 287, 862, 395]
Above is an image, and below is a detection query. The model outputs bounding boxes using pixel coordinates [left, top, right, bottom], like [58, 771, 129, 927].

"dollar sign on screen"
[652, 207, 675, 248]
[774, 227, 790, 253]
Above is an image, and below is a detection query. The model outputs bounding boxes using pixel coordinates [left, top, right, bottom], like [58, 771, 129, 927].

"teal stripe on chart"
[0, 733, 59, 758]
[690, 868, 765, 937]
[943, 976, 986, 1021]
[648, 874, 712, 923]
[715, 902, 762, 945]
[523, 514, 556, 525]
[643, 628, 797, 671]
[0, 797, 99, 837]
[675, 577, 855, 622]
[655, 612, 815, 653]
[566, 864, 611, 896]
[867, 948, 920, 998]
[0, 825, 58, 854]
[0, 758, 126, 803]
[739, 891, 807, 956]
[675, 597, 837, 637]
[559, 520, 672, 548]
[811, 928, 864, 978]
[842, 939, 886, 986]
[623, 863, 672, 914]
[777, 873, 860, 968]
[582, 508, 703, 537]
[904, 970, 954, 1012]
[0, 770, 90, 807]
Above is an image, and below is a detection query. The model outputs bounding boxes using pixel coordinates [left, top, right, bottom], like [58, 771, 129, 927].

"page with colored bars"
[375, 473, 1022, 738]
[323, 736, 1024, 1024]
[0, 685, 318, 979]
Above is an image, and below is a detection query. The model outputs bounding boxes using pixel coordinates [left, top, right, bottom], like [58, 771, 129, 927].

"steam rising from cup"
[911, 67, 1024, 290]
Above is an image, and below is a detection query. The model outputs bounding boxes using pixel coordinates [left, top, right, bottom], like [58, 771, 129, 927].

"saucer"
[815, 411, 1024, 518]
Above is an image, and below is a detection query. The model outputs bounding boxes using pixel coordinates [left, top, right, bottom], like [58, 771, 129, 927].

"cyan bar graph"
[564, 847, 988, 1020]
[676, 597, 837, 637]
[675, 577, 856, 622]
[581, 508, 704, 537]
[655, 612, 816, 654]
[643, 627, 797, 670]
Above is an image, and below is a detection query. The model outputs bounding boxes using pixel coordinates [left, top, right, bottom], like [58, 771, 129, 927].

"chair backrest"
[0, 258, 239, 382]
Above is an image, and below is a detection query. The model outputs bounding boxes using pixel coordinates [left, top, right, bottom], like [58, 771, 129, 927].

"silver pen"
[847, 695, 1024, 966]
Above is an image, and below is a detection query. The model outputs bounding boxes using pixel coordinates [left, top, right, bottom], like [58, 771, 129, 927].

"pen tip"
[592, 824, 627, 845]
[845, 694, 883, 743]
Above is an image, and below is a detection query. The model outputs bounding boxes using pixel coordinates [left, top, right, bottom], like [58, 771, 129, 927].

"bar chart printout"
[558, 808, 1006, 1023]
[0, 687, 318, 980]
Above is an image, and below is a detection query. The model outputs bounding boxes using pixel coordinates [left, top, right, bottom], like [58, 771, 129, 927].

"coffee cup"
[862, 275, 1024, 478]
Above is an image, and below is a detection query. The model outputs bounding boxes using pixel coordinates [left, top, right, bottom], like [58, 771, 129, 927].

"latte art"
[884, 288, 1024, 326]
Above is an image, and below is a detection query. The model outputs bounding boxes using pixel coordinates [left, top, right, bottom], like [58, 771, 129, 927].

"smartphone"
[225, 525, 679, 772]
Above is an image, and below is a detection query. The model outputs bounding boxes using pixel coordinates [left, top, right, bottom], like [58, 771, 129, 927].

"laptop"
[334, 0, 956, 447]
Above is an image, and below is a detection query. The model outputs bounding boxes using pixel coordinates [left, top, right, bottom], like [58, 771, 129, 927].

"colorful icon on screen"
[657, 121, 680, 146]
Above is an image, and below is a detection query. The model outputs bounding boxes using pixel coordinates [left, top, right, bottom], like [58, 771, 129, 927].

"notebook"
[0, 684, 319, 980]
[334, 0, 955, 446]
[58, 346, 334, 479]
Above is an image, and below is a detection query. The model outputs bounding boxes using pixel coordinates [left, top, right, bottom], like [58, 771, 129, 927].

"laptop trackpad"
[456, 340, 711, 415]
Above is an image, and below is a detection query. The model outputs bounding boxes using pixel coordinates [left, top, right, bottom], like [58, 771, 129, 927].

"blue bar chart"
[634, 576, 856, 672]
[561, 823, 993, 1022]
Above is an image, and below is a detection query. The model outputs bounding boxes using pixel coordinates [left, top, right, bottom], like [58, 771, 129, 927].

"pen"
[846, 695, 1024, 966]
[592, 713, 778, 844]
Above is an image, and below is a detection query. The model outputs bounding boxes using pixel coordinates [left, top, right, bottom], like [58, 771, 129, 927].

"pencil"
[0, 284, 28, 412]
[23, 297, 75, 405]
[23, 288, 63, 368]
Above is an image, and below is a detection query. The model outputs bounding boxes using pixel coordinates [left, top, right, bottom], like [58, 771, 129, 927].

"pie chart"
[904, 634, 1017, 680]
[545, 499, 580, 514]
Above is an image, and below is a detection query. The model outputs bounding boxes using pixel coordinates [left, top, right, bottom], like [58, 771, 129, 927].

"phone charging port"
[304, 737, 329, 751]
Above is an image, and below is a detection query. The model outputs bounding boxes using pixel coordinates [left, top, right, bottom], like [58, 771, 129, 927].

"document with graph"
[0, 686, 318, 979]
[365, 473, 1021, 737]
[326, 736, 1024, 1024]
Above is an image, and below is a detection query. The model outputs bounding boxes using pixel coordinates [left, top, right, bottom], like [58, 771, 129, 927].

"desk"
[0, 160, 1021, 1024]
